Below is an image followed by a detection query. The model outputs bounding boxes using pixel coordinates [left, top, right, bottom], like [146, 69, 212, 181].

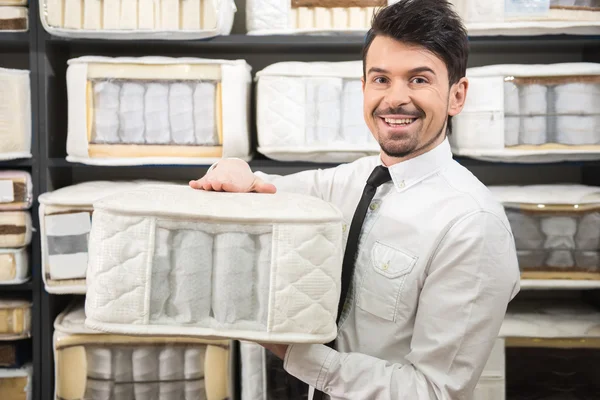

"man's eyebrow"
[367, 66, 437, 75]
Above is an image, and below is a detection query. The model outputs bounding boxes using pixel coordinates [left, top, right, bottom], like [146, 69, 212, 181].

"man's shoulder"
[438, 162, 509, 225]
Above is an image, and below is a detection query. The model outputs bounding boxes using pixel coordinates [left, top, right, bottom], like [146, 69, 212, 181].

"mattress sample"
[490, 184, 600, 281]
[39, 180, 175, 294]
[0, 6, 28, 31]
[0, 0, 27, 5]
[0, 171, 32, 211]
[0, 300, 30, 340]
[40, 0, 234, 40]
[0, 341, 31, 368]
[256, 61, 380, 162]
[0, 67, 32, 161]
[247, 0, 392, 35]
[450, 0, 600, 36]
[0, 248, 29, 285]
[66, 56, 252, 166]
[54, 302, 232, 400]
[85, 184, 344, 343]
[0, 365, 32, 400]
[0, 211, 32, 248]
[451, 63, 600, 163]
[240, 341, 309, 400]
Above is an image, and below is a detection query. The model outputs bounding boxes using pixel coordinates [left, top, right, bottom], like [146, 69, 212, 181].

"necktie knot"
[367, 165, 392, 188]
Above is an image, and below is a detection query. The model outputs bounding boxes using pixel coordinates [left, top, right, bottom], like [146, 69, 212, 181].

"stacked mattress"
[247, 0, 389, 35]
[450, 0, 600, 36]
[0, 364, 32, 400]
[0, 1, 28, 32]
[40, 0, 235, 40]
[0, 171, 31, 285]
[0, 67, 32, 161]
[0, 300, 31, 341]
[451, 63, 600, 163]
[53, 301, 232, 400]
[66, 56, 252, 165]
[39, 180, 175, 294]
[500, 298, 600, 399]
[256, 61, 379, 162]
[84, 184, 344, 343]
[489, 184, 600, 281]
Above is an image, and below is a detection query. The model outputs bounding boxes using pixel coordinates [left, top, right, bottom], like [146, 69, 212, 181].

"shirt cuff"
[284, 344, 338, 391]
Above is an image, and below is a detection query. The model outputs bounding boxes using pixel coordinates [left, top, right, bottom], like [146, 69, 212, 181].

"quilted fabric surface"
[85, 186, 343, 343]
[0, 68, 30, 159]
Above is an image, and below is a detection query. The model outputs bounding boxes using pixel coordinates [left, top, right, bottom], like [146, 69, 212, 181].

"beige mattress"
[54, 302, 232, 400]
[0, 300, 30, 340]
[0, 248, 29, 284]
[0, 365, 31, 400]
[0, 171, 32, 211]
[0, 6, 27, 31]
[0, 211, 32, 248]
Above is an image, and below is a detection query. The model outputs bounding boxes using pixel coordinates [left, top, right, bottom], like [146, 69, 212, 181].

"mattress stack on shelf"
[65, 56, 253, 166]
[451, 62, 600, 163]
[0, 171, 31, 285]
[0, 67, 31, 161]
[39, 0, 235, 39]
[0, 300, 32, 400]
[255, 61, 380, 163]
[0, 0, 28, 32]
[450, 0, 600, 36]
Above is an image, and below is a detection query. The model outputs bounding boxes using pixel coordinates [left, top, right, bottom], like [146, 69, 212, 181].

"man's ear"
[361, 76, 365, 92]
[448, 77, 468, 117]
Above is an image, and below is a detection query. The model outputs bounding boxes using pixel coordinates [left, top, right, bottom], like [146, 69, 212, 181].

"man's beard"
[378, 120, 446, 159]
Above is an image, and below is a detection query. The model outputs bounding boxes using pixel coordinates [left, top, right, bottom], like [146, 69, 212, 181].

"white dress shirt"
[253, 138, 521, 400]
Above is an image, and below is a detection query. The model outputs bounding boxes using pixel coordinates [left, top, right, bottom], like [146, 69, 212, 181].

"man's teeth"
[384, 117, 414, 125]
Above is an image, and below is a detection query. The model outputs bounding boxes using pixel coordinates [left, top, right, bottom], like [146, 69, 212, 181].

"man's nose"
[383, 81, 411, 109]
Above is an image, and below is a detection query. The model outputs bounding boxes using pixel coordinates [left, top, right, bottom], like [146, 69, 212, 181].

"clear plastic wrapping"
[503, 75, 600, 148]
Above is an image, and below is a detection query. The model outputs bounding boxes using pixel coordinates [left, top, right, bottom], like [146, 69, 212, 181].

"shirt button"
[369, 203, 378, 211]
[382, 263, 389, 270]
[399, 180, 406, 188]
[342, 224, 347, 232]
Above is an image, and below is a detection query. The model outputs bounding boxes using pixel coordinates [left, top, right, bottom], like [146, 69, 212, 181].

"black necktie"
[312, 165, 392, 400]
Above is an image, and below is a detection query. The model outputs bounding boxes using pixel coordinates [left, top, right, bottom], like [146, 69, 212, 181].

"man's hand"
[189, 158, 277, 193]
[261, 343, 289, 360]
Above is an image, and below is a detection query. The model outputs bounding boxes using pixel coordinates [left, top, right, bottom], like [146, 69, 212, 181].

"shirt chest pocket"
[357, 241, 418, 322]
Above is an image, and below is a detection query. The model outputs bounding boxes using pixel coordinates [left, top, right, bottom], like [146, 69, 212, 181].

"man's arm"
[189, 158, 341, 201]
[279, 210, 521, 400]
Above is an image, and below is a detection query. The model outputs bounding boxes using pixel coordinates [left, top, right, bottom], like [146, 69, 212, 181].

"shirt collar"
[379, 138, 454, 192]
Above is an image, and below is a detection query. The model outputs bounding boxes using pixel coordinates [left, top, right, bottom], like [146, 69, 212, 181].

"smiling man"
[189, 1, 521, 399]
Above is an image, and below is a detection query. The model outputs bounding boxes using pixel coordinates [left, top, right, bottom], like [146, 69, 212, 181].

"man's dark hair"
[362, 0, 469, 134]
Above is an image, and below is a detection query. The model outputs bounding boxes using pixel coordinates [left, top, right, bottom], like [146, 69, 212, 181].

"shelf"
[43, 32, 600, 50]
[0, 31, 29, 45]
[0, 158, 34, 167]
[0, 281, 33, 292]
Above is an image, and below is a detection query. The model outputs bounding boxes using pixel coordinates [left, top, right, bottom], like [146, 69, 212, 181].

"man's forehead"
[366, 36, 446, 73]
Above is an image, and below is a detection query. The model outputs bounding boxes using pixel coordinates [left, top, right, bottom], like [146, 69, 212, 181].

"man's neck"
[380, 135, 447, 167]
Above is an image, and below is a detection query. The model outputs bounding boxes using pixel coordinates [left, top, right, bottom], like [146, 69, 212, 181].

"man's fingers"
[253, 180, 277, 194]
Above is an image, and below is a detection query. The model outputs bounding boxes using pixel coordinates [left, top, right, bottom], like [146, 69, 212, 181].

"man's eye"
[374, 77, 388, 84]
[412, 77, 428, 84]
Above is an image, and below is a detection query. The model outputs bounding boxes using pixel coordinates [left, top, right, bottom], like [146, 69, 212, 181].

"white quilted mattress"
[0, 248, 28, 285]
[0, 211, 32, 248]
[500, 298, 600, 339]
[256, 61, 380, 162]
[40, 0, 234, 40]
[450, 0, 600, 36]
[0, 67, 31, 161]
[0, 300, 30, 340]
[0, 364, 32, 400]
[54, 302, 232, 400]
[247, 0, 393, 35]
[66, 56, 252, 165]
[451, 63, 600, 163]
[39, 180, 176, 294]
[0, 6, 28, 31]
[85, 184, 344, 343]
[0, 171, 32, 211]
[489, 184, 600, 277]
